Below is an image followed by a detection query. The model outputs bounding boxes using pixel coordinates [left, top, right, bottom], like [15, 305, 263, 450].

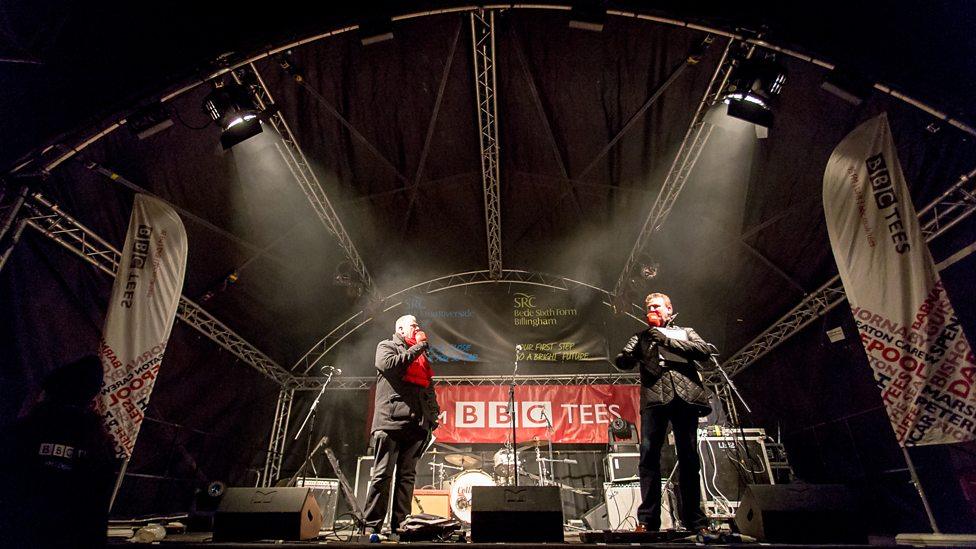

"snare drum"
[448, 470, 495, 523]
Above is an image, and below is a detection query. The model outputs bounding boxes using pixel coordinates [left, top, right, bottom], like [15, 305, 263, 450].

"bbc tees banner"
[429, 384, 640, 444]
[823, 113, 976, 446]
[97, 194, 188, 457]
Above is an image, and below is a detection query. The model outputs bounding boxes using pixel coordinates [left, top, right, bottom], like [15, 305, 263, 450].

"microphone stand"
[510, 346, 520, 487]
[541, 409, 554, 486]
[292, 366, 338, 484]
[705, 348, 751, 415]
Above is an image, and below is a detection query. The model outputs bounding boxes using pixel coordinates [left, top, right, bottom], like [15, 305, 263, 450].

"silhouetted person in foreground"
[0, 355, 118, 548]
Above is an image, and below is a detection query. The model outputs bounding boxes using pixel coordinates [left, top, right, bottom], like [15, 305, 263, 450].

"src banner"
[402, 289, 613, 369]
[429, 384, 640, 444]
[823, 113, 976, 446]
[97, 195, 187, 458]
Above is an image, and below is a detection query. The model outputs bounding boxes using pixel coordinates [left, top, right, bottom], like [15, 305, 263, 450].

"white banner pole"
[901, 447, 941, 534]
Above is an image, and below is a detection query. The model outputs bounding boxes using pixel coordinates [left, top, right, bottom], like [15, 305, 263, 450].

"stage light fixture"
[723, 55, 787, 129]
[821, 70, 872, 106]
[203, 80, 264, 149]
[568, 5, 605, 32]
[127, 102, 174, 140]
[358, 18, 394, 46]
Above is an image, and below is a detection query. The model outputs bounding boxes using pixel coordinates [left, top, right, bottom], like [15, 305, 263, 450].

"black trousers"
[637, 399, 706, 530]
[362, 428, 426, 533]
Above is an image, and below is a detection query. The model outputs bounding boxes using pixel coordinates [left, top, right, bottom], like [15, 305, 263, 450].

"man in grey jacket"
[615, 292, 713, 533]
[362, 315, 439, 537]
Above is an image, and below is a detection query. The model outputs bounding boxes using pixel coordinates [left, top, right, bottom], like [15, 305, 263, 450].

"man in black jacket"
[362, 315, 439, 537]
[615, 292, 713, 533]
[0, 355, 118, 549]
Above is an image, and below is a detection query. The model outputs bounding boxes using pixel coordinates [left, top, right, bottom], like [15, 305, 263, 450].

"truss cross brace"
[21, 192, 295, 386]
[239, 64, 377, 300]
[613, 38, 736, 298]
[717, 167, 976, 381]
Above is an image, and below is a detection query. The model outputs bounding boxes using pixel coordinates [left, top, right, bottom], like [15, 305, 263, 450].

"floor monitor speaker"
[213, 487, 322, 541]
[733, 484, 865, 543]
[470, 486, 563, 542]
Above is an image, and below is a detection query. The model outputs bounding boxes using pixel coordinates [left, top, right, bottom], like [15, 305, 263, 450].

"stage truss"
[293, 269, 646, 375]
[612, 37, 734, 299]
[241, 63, 377, 300]
[3, 4, 976, 497]
[20, 192, 296, 386]
[471, 10, 503, 280]
[716, 166, 976, 382]
[261, 372, 640, 486]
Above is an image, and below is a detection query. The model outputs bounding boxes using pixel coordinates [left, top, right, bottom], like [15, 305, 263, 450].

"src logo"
[514, 293, 536, 309]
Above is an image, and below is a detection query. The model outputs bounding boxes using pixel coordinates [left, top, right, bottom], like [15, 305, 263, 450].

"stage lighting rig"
[127, 102, 173, 140]
[722, 53, 787, 129]
[568, 5, 606, 32]
[358, 17, 394, 46]
[203, 79, 264, 149]
[821, 69, 872, 106]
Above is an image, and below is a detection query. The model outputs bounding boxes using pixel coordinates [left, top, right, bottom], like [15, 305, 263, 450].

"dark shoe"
[696, 526, 720, 543]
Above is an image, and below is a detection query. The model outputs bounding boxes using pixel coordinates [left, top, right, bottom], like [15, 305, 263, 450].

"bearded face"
[646, 309, 665, 327]
[645, 297, 672, 327]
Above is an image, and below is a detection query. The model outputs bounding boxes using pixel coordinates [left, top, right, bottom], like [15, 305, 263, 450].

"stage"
[107, 527, 917, 548]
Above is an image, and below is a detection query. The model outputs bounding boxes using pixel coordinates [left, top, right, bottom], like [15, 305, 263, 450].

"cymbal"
[443, 453, 483, 468]
[517, 437, 550, 449]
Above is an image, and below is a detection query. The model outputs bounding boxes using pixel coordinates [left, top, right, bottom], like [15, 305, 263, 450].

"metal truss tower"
[471, 10, 503, 280]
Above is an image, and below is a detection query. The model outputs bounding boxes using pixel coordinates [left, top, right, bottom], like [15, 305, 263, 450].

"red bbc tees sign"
[430, 384, 640, 444]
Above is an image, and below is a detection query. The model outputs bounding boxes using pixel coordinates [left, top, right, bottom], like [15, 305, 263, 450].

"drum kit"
[426, 440, 589, 524]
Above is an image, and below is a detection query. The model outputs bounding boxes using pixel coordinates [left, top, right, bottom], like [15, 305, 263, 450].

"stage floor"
[105, 526, 923, 548]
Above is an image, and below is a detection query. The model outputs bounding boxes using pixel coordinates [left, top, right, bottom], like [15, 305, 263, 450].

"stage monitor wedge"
[470, 486, 563, 542]
[734, 483, 866, 544]
[213, 487, 322, 542]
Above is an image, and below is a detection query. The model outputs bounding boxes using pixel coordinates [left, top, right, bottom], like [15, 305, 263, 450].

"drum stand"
[429, 460, 461, 490]
[508, 346, 520, 486]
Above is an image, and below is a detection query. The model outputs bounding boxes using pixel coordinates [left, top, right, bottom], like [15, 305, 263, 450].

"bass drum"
[448, 470, 495, 523]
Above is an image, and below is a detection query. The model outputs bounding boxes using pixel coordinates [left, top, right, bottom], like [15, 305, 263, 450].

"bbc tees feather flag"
[823, 113, 976, 446]
[97, 194, 187, 457]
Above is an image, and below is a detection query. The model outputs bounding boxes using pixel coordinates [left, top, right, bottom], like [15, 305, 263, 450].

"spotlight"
[821, 70, 872, 106]
[687, 35, 715, 65]
[608, 418, 638, 452]
[568, 5, 605, 32]
[639, 262, 658, 280]
[127, 102, 173, 140]
[203, 80, 263, 149]
[334, 261, 364, 297]
[723, 54, 787, 129]
[358, 18, 394, 46]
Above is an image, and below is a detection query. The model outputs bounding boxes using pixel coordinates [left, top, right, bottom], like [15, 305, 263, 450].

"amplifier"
[296, 477, 339, 529]
[354, 456, 374, 509]
[604, 453, 639, 483]
[698, 431, 774, 518]
[411, 489, 450, 518]
[603, 481, 674, 530]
